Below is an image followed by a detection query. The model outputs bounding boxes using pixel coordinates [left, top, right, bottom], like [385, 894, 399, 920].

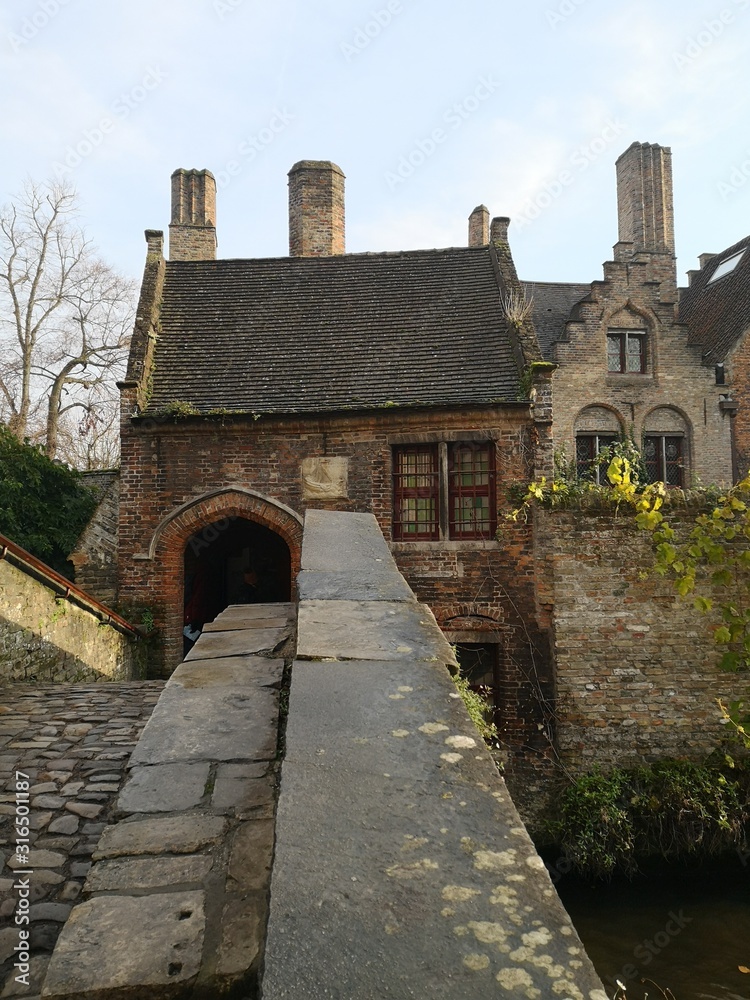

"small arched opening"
[183, 517, 291, 652]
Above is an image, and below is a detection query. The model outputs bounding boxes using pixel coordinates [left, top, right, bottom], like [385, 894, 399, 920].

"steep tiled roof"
[680, 235, 750, 364]
[146, 247, 524, 414]
[522, 281, 591, 358]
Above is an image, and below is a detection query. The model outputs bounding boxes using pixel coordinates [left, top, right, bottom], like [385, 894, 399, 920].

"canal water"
[553, 855, 750, 1000]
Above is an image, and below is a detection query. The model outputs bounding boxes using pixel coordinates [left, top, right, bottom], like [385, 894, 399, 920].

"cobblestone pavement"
[0, 682, 165, 995]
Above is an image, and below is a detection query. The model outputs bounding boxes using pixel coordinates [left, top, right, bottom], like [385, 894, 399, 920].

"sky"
[1, 0, 749, 287]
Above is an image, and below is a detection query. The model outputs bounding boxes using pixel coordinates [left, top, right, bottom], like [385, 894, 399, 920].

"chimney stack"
[169, 169, 217, 261]
[288, 161, 345, 257]
[615, 142, 675, 255]
[468, 205, 490, 247]
[490, 216, 510, 245]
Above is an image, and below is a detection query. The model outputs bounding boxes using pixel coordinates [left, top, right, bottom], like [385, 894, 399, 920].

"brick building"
[524, 141, 734, 488]
[679, 232, 750, 480]
[116, 162, 555, 754]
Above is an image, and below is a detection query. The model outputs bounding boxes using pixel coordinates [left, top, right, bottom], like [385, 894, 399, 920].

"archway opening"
[183, 517, 291, 643]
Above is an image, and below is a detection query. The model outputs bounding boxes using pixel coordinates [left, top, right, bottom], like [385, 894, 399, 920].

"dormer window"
[708, 250, 745, 284]
[607, 330, 646, 373]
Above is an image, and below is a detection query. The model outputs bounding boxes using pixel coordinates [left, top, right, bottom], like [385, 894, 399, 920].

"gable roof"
[145, 246, 527, 415]
[522, 280, 591, 358]
[679, 234, 750, 365]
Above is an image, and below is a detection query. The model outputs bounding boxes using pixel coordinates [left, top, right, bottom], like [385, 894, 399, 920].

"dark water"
[552, 855, 750, 1000]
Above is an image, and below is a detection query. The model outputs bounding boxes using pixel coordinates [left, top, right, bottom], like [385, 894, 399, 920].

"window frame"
[392, 444, 440, 541]
[392, 441, 497, 542]
[447, 443, 497, 540]
[642, 434, 684, 487]
[607, 329, 646, 374]
[575, 433, 617, 484]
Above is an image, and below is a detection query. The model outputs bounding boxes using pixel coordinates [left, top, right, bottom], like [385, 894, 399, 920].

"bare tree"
[0, 180, 135, 463]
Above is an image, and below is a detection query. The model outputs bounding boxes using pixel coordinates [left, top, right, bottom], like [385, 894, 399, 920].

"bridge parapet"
[262, 510, 607, 999]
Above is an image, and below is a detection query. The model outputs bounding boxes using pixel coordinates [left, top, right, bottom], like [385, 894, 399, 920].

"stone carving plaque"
[301, 457, 348, 500]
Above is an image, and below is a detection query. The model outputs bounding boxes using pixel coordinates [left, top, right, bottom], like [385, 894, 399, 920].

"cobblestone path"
[0, 681, 165, 995]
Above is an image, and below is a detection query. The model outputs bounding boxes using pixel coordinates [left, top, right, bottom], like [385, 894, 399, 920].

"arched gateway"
[142, 488, 303, 672]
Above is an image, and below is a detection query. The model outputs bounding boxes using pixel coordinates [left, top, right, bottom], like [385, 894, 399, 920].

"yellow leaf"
[739, 966, 750, 974]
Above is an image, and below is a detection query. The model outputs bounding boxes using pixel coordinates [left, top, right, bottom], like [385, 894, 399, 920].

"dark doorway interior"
[455, 642, 501, 725]
[183, 518, 291, 638]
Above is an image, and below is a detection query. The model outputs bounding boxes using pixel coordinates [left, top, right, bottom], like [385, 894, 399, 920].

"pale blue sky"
[2, 0, 749, 285]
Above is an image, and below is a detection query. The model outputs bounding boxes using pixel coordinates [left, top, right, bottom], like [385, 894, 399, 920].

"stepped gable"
[146, 246, 523, 414]
[680, 234, 750, 365]
[522, 280, 591, 358]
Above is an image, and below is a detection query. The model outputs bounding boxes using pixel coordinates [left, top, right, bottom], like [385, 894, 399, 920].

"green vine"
[506, 452, 750, 746]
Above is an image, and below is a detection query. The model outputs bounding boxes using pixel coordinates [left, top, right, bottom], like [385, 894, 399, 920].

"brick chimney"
[288, 161, 345, 257]
[169, 169, 217, 261]
[468, 205, 489, 246]
[490, 216, 510, 244]
[615, 142, 675, 255]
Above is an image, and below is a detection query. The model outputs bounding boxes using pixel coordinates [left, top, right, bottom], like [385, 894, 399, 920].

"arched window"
[642, 408, 689, 487]
[574, 406, 623, 483]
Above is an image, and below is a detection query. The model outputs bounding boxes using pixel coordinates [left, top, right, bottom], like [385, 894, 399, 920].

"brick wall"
[0, 557, 145, 682]
[726, 326, 750, 479]
[535, 507, 746, 773]
[117, 405, 552, 751]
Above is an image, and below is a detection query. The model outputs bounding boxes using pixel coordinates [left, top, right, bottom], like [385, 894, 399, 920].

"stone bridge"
[1, 510, 607, 999]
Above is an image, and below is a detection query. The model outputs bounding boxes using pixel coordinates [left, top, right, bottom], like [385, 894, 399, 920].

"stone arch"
[603, 299, 658, 332]
[143, 487, 303, 561]
[642, 404, 691, 435]
[573, 404, 624, 436]
[437, 604, 504, 627]
[147, 488, 303, 672]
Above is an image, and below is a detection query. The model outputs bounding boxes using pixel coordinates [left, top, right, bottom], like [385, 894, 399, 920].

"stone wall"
[69, 472, 119, 606]
[0, 557, 144, 683]
[535, 507, 747, 773]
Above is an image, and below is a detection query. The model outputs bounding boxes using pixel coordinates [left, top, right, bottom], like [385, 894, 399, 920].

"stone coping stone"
[297, 569, 414, 603]
[202, 616, 290, 632]
[173, 656, 284, 689]
[128, 670, 279, 766]
[185, 627, 290, 660]
[301, 510, 396, 572]
[262, 658, 607, 1000]
[215, 603, 294, 620]
[84, 855, 213, 893]
[93, 813, 226, 860]
[297, 600, 457, 665]
[116, 762, 210, 814]
[41, 891, 204, 998]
